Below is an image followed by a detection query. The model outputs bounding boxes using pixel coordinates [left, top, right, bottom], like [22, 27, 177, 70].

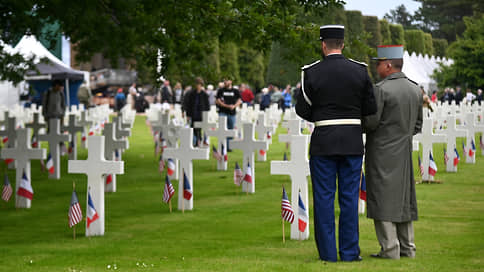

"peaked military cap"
[319, 25, 345, 41]
[372, 45, 404, 60]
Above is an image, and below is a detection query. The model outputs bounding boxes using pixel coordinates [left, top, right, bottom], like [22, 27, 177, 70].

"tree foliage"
[0, 0, 344, 85]
[433, 14, 484, 89]
[384, 4, 415, 29]
[389, 24, 405, 45]
[405, 29, 425, 54]
[379, 19, 392, 45]
[432, 38, 448, 57]
[414, 0, 484, 42]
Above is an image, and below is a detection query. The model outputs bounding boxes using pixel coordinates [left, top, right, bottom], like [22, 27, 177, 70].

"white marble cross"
[194, 111, 217, 136]
[162, 127, 209, 210]
[413, 118, 446, 181]
[38, 118, 71, 179]
[271, 134, 310, 240]
[1, 128, 46, 208]
[25, 112, 46, 147]
[444, 115, 467, 172]
[77, 111, 92, 148]
[255, 113, 274, 162]
[205, 116, 237, 171]
[117, 112, 132, 130]
[459, 112, 484, 163]
[231, 123, 269, 193]
[103, 123, 128, 193]
[68, 136, 124, 236]
[112, 115, 131, 161]
[63, 114, 84, 160]
[279, 118, 303, 143]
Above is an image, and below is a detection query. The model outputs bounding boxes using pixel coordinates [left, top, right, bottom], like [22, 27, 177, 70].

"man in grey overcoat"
[363, 45, 423, 259]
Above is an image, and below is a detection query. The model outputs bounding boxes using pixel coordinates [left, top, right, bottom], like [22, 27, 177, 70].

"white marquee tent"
[402, 51, 453, 93]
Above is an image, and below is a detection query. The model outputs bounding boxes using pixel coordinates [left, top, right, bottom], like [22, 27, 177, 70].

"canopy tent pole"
[65, 78, 70, 107]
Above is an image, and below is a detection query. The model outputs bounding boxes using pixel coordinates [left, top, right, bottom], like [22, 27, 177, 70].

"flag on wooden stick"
[162, 175, 175, 203]
[68, 190, 82, 228]
[1, 174, 12, 202]
[17, 171, 33, 200]
[281, 186, 294, 223]
[233, 162, 243, 186]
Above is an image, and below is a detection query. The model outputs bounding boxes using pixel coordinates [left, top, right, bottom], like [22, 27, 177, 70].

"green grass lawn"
[1, 115, 483, 271]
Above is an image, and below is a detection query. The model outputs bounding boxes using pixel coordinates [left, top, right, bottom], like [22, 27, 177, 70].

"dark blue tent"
[25, 59, 85, 106]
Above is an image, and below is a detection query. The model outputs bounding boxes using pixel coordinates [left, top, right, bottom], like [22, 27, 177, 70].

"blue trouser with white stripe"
[310, 155, 362, 262]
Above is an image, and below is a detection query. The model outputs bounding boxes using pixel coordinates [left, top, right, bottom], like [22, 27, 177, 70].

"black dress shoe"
[342, 256, 363, 262]
[370, 253, 383, 258]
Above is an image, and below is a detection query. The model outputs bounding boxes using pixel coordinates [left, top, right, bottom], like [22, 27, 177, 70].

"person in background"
[206, 84, 216, 106]
[240, 83, 255, 106]
[477, 89, 483, 105]
[77, 80, 92, 109]
[160, 80, 173, 104]
[173, 82, 184, 105]
[115, 88, 126, 112]
[42, 79, 66, 128]
[216, 79, 242, 151]
[430, 90, 437, 103]
[127, 82, 138, 110]
[260, 87, 271, 111]
[465, 88, 476, 104]
[183, 77, 210, 146]
[270, 86, 283, 108]
[364, 44, 422, 260]
[282, 84, 292, 112]
[454, 86, 463, 105]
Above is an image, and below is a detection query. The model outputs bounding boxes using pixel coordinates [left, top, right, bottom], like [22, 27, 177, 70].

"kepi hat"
[372, 45, 404, 60]
[320, 25, 344, 41]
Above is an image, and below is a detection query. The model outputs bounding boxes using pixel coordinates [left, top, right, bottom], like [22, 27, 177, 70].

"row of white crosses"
[413, 106, 484, 180]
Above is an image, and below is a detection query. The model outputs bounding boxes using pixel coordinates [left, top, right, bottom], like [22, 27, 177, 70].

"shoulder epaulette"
[301, 60, 321, 70]
[348, 58, 368, 67]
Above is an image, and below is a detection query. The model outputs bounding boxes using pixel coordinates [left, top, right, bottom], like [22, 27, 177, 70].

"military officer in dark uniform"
[295, 25, 377, 262]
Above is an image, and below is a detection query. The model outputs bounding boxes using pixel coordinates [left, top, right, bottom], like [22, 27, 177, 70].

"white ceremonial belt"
[314, 119, 361, 127]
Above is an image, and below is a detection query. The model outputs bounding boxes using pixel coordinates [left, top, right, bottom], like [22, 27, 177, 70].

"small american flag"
[212, 145, 222, 161]
[162, 175, 175, 203]
[462, 141, 466, 157]
[283, 152, 288, 161]
[2, 136, 8, 144]
[480, 135, 484, 150]
[68, 190, 83, 228]
[281, 186, 294, 223]
[267, 131, 272, 140]
[1, 174, 12, 202]
[233, 162, 244, 186]
[81, 132, 87, 142]
[418, 155, 424, 177]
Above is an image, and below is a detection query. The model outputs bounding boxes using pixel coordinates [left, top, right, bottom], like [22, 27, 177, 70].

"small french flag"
[298, 192, 309, 233]
[183, 171, 192, 200]
[17, 171, 33, 200]
[166, 158, 175, 176]
[46, 153, 55, 174]
[87, 190, 99, 228]
[243, 163, 252, 184]
[429, 152, 437, 177]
